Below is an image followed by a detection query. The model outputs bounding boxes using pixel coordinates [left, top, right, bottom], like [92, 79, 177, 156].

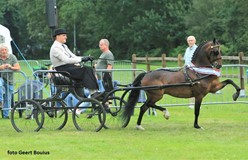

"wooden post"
[145, 55, 150, 71]
[162, 54, 166, 68]
[239, 52, 245, 97]
[132, 54, 136, 80]
[178, 54, 183, 67]
[164, 54, 167, 68]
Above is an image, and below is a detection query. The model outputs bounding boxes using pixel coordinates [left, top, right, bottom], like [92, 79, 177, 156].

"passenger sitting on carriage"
[49, 28, 102, 99]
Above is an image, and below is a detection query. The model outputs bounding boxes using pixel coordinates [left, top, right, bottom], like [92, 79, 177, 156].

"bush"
[82, 49, 101, 59]
[169, 45, 186, 57]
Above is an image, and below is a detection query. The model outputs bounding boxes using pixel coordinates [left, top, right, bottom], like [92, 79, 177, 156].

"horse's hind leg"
[136, 103, 149, 130]
[150, 104, 170, 120]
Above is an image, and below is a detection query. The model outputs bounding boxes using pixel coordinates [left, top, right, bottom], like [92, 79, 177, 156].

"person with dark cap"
[49, 28, 101, 98]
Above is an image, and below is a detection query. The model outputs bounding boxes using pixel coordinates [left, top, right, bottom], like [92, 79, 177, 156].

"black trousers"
[55, 64, 98, 90]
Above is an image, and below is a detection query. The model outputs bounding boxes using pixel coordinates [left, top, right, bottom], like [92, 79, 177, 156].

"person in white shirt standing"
[184, 35, 197, 65]
[184, 35, 197, 109]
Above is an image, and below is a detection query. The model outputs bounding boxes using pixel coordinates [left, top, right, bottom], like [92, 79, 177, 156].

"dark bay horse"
[122, 39, 241, 130]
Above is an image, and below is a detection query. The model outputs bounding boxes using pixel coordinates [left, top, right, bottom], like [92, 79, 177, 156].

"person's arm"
[0, 64, 6, 70]
[106, 53, 114, 70]
[10, 63, 20, 71]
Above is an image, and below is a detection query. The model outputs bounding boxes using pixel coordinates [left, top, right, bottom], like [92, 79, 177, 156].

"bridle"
[209, 44, 222, 68]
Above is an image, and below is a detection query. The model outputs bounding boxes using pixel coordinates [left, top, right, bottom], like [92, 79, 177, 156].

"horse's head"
[208, 38, 222, 69]
[191, 38, 222, 69]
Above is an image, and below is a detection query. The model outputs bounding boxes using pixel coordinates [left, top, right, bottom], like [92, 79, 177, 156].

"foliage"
[169, 45, 186, 57]
[1, 0, 248, 60]
[226, 0, 248, 54]
[183, 0, 248, 55]
[83, 48, 101, 58]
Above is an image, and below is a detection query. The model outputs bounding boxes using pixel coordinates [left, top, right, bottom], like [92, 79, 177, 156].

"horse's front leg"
[194, 97, 203, 129]
[220, 79, 241, 101]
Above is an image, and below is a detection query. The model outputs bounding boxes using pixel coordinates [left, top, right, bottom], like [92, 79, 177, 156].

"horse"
[122, 39, 241, 130]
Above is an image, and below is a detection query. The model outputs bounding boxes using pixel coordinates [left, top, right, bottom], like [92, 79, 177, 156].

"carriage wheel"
[103, 96, 130, 129]
[41, 101, 68, 130]
[72, 98, 106, 132]
[11, 99, 44, 132]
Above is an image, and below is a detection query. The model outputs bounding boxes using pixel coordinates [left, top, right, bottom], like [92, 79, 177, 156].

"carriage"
[10, 39, 241, 132]
[10, 69, 131, 132]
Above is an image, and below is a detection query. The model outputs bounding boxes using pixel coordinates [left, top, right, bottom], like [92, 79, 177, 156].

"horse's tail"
[122, 72, 146, 120]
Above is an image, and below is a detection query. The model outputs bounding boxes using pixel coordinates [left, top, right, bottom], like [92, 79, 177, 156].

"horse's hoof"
[136, 125, 145, 130]
[163, 110, 170, 120]
[194, 124, 201, 129]
[232, 92, 239, 101]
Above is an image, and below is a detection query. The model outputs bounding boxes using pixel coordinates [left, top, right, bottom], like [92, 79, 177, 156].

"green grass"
[1, 104, 248, 160]
[2, 60, 247, 159]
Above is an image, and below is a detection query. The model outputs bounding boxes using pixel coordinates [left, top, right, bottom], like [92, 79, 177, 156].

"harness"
[182, 67, 193, 86]
[182, 66, 212, 87]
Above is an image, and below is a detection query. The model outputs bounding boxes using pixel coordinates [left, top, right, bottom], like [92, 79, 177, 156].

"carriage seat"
[50, 71, 79, 87]
[48, 71, 87, 98]
[49, 71, 107, 101]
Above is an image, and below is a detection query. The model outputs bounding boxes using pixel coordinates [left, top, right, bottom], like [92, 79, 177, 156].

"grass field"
[1, 103, 248, 160]
[1, 60, 247, 159]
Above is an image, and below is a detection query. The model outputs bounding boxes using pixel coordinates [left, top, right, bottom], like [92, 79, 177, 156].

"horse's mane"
[191, 41, 208, 62]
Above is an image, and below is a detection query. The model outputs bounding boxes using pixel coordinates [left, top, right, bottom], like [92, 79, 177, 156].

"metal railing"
[0, 70, 28, 117]
[17, 60, 248, 107]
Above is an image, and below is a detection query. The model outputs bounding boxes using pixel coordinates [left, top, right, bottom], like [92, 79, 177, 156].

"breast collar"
[187, 62, 221, 77]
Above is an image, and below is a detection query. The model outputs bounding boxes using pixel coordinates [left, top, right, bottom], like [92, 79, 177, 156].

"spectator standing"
[184, 35, 197, 65]
[184, 35, 197, 109]
[95, 39, 114, 92]
[0, 43, 21, 119]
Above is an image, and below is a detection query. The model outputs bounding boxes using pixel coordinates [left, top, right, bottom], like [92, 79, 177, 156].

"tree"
[184, 0, 248, 55]
[0, 0, 28, 57]
[3, 0, 248, 59]
[50, 0, 193, 59]
[227, 0, 248, 54]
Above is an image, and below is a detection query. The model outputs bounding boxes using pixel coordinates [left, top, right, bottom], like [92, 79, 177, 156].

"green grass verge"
[1, 104, 248, 160]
